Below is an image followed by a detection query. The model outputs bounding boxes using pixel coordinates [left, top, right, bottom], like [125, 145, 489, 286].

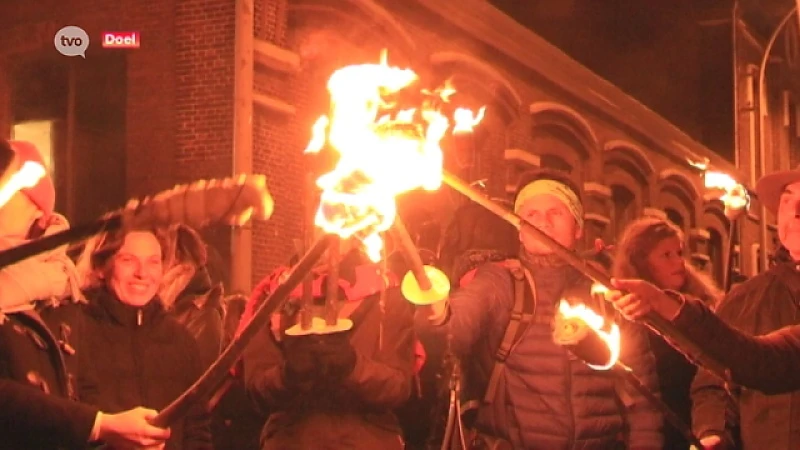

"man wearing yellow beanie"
[425, 169, 661, 449]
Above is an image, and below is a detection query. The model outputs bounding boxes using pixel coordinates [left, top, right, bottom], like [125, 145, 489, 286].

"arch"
[703, 204, 731, 287]
[529, 102, 599, 158]
[665, 208, 685, 229]
[603, 156, 649, 208]
[658, 168, 701, 200]
[603, 140, 656, 176]
[430, 51, 522, 123]
[610, 184, 637, 239]
[288, 0, 416, 54]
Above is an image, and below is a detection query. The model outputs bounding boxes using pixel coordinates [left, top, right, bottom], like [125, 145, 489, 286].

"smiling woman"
[73, 225, 213, 450]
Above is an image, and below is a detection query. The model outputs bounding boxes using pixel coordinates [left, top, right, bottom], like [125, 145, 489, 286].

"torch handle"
[390, 218, 433, 291]
[0, 214, 123, 269]
[614, 362, 703, 449]
[325, 237, 341, 326]
[442, 170, 730, 377]
[152, 234, 336, 427]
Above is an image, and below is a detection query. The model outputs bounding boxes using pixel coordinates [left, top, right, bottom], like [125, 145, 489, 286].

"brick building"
[0, 0, 795, 293]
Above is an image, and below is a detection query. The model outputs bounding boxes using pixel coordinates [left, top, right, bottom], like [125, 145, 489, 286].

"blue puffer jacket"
[448, 259, 662, 450]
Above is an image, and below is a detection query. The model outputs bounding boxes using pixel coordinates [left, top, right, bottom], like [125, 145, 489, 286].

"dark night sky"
[487, 0, 767, 162]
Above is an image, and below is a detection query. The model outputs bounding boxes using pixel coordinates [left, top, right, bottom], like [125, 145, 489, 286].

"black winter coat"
[446, 261, 662, 449]
[243, 287, 416, 450]
[0, 307, 97, 450]
[79, 287, 212, 450]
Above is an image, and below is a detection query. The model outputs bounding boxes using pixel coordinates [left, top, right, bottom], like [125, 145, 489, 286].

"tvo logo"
[54, 26, 89, 58]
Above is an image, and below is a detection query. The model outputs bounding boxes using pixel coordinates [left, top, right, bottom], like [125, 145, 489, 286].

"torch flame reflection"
[305, 50, 484, 261]
[557, 299, 621, 371]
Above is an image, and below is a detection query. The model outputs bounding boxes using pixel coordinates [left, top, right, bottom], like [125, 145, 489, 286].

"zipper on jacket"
[137, 309, 143, 326]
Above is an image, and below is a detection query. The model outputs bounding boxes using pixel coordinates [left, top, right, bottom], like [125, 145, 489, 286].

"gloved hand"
[281, 335, 320, 387]
[314, 332, 357, 381]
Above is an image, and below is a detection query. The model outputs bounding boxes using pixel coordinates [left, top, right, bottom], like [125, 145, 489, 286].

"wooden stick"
[390, 217, 432, 290]
[614, 362, 703, 449]
[300, 173, 316, 330]
[152, 234, 336, 427]
[0, 214, 123, 269]
[441, 170, 729, 377]
[325, 237, 340, 326]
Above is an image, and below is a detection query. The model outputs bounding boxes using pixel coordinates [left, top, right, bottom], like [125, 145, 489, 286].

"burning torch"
[553, 284, 703, 448]
[688, 158, 752, 290]
[440, 170, 728, 378]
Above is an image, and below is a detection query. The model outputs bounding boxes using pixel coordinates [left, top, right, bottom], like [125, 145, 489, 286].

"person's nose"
[133, 261, 145, 278]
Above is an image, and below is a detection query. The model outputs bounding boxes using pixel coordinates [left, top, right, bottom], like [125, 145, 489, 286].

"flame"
[704, 171, 749, 211]
[306, 51, 484, 261]
[557, 299, 621, 370]
[687, 157, 709, 171]
[0, 161, 46, 208]
[590, 282, 609, 297]
[453, 107, 486, 134]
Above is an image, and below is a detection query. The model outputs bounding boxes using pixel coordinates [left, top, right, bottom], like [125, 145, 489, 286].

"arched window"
[540, 153, 573, 174]
[665, 208, 685, 230]
[707, 228, 724, 286]
[611, 185, 636, 238]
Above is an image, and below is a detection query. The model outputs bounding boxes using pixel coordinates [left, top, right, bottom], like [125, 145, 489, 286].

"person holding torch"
[608, 164, 800, 450]
[419, 169, 662, 450]
[0, 139, 171, 450]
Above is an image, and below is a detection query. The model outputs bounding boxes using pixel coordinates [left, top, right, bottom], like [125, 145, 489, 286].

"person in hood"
[0, 139, 170, 449]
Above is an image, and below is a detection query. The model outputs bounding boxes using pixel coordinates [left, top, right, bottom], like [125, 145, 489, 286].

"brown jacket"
[689, 260, 800, 449]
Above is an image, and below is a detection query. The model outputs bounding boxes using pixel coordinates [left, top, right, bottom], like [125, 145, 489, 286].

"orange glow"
[557, 298, 621, 370]
[0, 161, 46, 208]
[306, 51, 484, 261]
[687, 158, 749, 211]
[704, 171, 749, 211]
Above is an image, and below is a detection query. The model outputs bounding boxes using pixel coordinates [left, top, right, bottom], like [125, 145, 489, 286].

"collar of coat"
[86, 286, 164, 328]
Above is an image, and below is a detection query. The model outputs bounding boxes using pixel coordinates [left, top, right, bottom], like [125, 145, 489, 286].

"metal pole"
[757, 6, 797, 271]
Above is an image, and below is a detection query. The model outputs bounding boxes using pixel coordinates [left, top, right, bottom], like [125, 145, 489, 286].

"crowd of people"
[1, 136, 800, 450]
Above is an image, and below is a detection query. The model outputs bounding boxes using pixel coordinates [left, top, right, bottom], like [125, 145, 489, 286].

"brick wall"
[251, 0, 303, 284]
[173, 0, 236, 284]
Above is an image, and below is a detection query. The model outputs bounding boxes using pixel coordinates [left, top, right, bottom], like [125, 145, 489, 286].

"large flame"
[557, 295, 621, 371]
[306, 51, 484, 261]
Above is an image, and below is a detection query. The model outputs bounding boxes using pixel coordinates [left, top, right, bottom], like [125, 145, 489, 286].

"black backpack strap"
[483, 259, 536, 404]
